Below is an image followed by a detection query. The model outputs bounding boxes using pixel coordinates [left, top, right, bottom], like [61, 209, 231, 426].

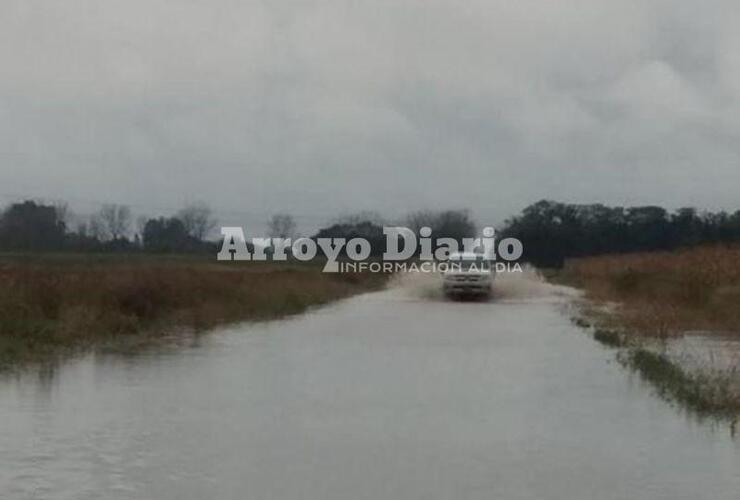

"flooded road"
[1, 273, 739, 499]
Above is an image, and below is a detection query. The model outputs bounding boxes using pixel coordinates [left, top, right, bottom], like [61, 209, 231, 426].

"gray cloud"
[2, 0, 739, 232]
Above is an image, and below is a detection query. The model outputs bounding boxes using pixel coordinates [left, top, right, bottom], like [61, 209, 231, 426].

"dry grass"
[0, 254, 388, 366]
[561, 246, 740, 338]
[558, 246, 740, 417]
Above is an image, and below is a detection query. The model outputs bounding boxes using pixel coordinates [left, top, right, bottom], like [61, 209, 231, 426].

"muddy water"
[1, 272, 739, 499]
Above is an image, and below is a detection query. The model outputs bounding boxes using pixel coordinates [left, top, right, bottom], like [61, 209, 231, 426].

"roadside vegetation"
[0, 196, 478, 369]
[556, 246, 740, 419]
[560, 246, 740, 337]
[0, 255, 388, 368]
[619, 349, 738, 419]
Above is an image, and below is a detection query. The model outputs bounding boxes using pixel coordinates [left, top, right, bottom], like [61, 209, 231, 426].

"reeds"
[621, 348, 740, 417]
[561, 246, 740, 417]
[0, 255, 387, 365]
[562, 246, 740, 337]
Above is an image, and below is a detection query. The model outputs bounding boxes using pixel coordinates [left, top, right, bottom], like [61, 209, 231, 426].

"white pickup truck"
[442, 252, 494, 299]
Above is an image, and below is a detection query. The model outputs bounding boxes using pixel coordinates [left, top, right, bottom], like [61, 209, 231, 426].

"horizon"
[4, 1, 740, 228]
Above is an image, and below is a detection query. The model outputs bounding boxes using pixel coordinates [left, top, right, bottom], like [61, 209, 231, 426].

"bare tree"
[88, 214, 104, 240]
[332, 211, 385, 226]
[53, 201, 71, 230]
[135, 215, 149, 240]
[177, 202, 216, 240]
[267, 213, 297, 239]
[97, 204, 131, 241]
[405, 209, 476, 242]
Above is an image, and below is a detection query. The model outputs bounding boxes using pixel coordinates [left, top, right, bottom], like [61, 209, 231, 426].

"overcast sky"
[2, 0, 740, 232]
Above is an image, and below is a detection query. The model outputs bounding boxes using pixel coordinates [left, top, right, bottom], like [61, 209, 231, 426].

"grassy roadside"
[549, 246, 740, 419]
[0, 254, 388, 368]
[554, 246, 740, 337]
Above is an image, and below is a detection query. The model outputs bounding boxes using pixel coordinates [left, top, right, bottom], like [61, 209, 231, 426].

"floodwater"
[1, 271, 739, 500]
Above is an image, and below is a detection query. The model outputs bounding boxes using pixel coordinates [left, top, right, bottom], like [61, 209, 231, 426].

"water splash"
[492, 266, 578, 301]
[386, 265, 578, 302]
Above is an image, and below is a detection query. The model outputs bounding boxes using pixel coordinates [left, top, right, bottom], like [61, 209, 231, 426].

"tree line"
[7, 197, 735, 263]
[0, 199, 478, 255]
[0, 200, 219, 253]
[500, 200, 740, 267]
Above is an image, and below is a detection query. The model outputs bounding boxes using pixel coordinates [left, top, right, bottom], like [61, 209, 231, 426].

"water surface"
[1, 274, 739, 499]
